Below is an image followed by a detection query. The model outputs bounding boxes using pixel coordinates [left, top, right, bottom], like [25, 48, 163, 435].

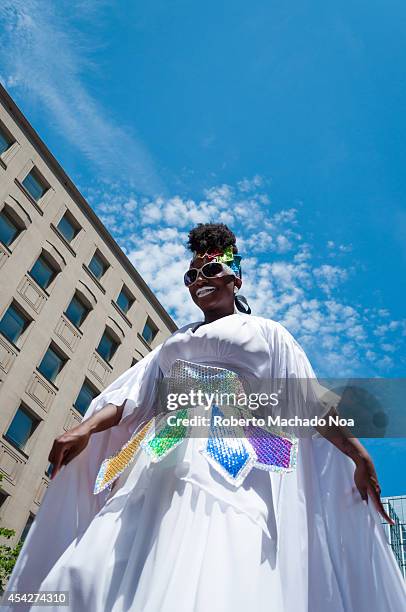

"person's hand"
[353, 454, 395, 525]
[48, 423, 92, 480]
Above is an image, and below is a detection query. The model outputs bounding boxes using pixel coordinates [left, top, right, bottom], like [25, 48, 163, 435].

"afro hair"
[186, 223, 238, 256]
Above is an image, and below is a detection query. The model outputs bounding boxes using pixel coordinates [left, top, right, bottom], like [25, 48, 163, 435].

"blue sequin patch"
[200, 404, 256, 486]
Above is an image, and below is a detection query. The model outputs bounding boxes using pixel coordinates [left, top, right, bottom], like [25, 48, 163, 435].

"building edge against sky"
[381, 496, 406, 580]
[0, 83, 177, 544]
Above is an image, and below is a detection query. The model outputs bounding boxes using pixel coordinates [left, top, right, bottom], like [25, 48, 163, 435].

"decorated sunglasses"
[184, 261, 235, 287]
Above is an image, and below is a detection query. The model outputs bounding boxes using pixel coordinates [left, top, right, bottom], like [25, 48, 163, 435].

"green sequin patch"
[144, 408, 189, 460]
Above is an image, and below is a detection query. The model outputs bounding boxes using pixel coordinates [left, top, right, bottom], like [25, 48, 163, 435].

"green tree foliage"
[0, 473, 23, 593]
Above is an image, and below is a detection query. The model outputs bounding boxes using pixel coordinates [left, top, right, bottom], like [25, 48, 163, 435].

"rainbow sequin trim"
[93, 359, 298, 494]
[142, 408, 190, 461]
[192, 245, 242, 278]
[93, 419, 154, 494]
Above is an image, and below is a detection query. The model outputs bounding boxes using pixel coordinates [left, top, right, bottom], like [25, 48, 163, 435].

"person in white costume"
[4, 223, 405, 612]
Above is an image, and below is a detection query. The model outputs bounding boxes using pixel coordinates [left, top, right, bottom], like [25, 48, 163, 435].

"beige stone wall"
[0, 86, 176, 544]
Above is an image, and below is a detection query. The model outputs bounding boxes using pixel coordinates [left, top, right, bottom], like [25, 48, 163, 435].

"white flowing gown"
[5, 313, 406, 611]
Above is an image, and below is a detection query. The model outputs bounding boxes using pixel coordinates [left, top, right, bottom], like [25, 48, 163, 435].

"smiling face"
[187, 254, 242, 316]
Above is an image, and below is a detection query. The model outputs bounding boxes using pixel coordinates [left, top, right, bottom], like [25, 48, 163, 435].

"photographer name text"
[165, 414, 355, 428]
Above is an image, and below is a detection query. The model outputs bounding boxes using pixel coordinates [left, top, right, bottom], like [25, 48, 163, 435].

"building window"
[88, 251, 108, 280]
[0, 302, 31, 345]
[96, 329, 119, 363]
[142, 318, 158, 344]
[0, 208, 21, 247]
[38, 344, 67, 383]
[29, 253, 58, 290]
[74, 380, 99, 416]
[45, 463, 54, 478]
[4, 406, 40, 452]
[57, 211, 81, 243]
[0, 125, 13, 156]
[116, 286, 134, 314]
[22, 168, 48, 202]
[65, 293, 90, 328]
[0, 490, 8, 509]
[20, 513, 35, 543]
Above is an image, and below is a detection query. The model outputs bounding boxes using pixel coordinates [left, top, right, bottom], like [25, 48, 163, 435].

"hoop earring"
[234, 294, 251, 314]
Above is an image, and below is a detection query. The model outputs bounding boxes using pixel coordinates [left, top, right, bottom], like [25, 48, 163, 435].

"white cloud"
[381, 343, 396, 353]
[338, 243, 353, 252]
[84, 177, 406, 377]
[313, 264, 348, 295]
[275, 234, 292, 253]
[0, 1, 162, 195]
[327, 240, 353, 255]
[237, 175, 264, 192]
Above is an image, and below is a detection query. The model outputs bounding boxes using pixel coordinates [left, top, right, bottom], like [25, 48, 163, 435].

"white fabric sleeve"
[265, 320, 340, 433]
[82, 342, 164, 432]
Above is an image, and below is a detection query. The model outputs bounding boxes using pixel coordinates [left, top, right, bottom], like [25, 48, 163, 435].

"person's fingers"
[48, 439, 60, 465]
[50, 455, 63, 479]
[368, 484, 395, 525]
[62, 446, 82, 466]
[48, 431, 89, 479]
[50, 443, 69, 479]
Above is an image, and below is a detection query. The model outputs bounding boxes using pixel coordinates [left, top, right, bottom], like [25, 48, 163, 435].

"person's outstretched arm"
[48, 402, 125, 480]
[315, 406, 394, 525]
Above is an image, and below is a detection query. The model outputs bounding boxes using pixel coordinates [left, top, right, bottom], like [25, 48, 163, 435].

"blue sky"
[0, 1, 405, 495]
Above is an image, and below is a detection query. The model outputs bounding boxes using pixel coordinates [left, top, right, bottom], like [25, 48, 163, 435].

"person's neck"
[202, 308, 235, 325]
